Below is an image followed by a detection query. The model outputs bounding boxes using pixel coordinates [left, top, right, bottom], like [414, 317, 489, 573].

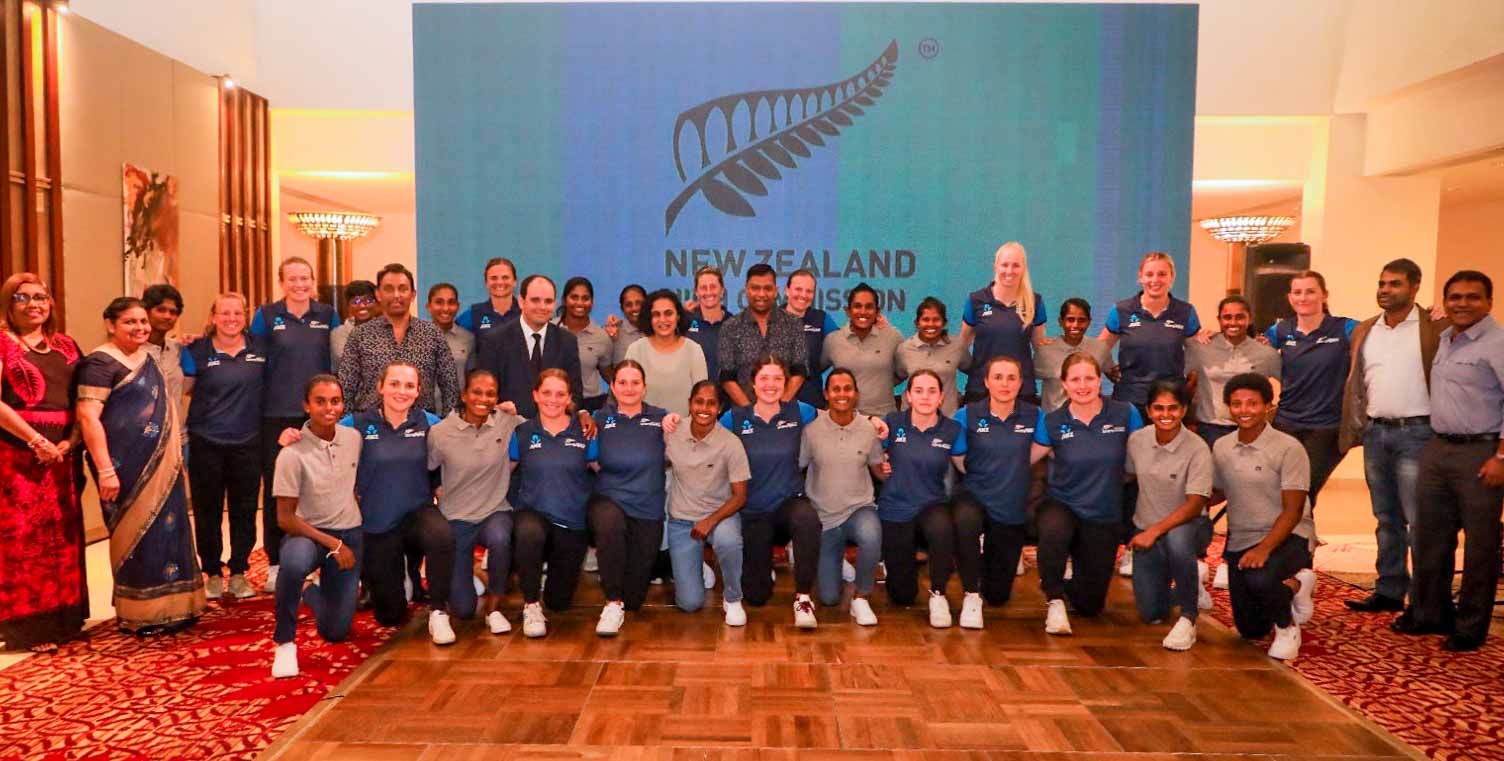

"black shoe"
[1442, 635, 1484, 652]
[1390, 610, 1450, 635]
[1345, 593, 1404, 612]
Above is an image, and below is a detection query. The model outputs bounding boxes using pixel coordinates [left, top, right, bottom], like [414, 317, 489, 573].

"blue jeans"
[667, 515, 743, 611]
[1362, 419, 1430, 599]
[1131, 517, 1206, 623]
[275, 528, 363, 644]
[446, 511, 514, 619]
[817, 506, 881, 606]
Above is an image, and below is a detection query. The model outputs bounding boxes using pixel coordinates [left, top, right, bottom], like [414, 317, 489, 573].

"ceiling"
[280, 172, 416, 215]
[1429, 151, 1504, 207]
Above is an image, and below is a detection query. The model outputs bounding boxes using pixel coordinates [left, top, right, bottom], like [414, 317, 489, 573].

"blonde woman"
[182, 293, 267, 599]
[1097, 252, 1203, 414]
[959, 242, 1048, 404]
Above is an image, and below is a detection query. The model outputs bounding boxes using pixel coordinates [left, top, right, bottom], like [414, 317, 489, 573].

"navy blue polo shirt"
[954, 400, 1040, 525]
[340, 408, 442, 534]
[794, 308, 838, 408]
[962, 288, 1046, 399]
[719, 400, 816, 515]
[877, 410, 966, 523]
[1033, 401, 1143, 523]
[250, 300, 340, 418]
[509, 418, 599, 530]
[456, 299, 520, 334]
[593, 404, 668, 521]
[180, 336, 267, 445]
[1105, 293, 1201, 406]
[1265, 315, 1357, 430]
[687, 308, 733, 391]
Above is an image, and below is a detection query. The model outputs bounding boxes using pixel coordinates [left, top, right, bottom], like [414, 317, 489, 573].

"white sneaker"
[1118, 549, 1133, 577]
[1212, 563, 1229, 590]
[785, 542, 795, 565]
[583, 548, 599, 573]
[1064, 559, 1074, 581]
[227, 574, 255, 599]
[1291, 569, 1316, 625]
[724, 600, 747, 627]
[960, 592, 984, 629]
[849, 597, 878, 626]
[1045, 599, 1072, 635]
[793, 595, 817, 629]
[404, 576, 414, 602]
[486, 610, 512, 635]
[429, 610, 456, 645]
[205, 575, 224, 599]
[271, 642, 298, 679]
[1016, 555, 1027, 577]
[1268, 623, 1301, 660]
[473, 575, 485, 596]
[649, 577, 665, 585]
[928, 592, 953, 628]
[1198, 561, 1214, 609]
[523, 602, 548, 638]
[262, 565, 279, 594]
[1162, 616, 1197, 651]
[702, 561, 716, 590]
[596, 601, 624, 637]
[842, 558, 857, 583]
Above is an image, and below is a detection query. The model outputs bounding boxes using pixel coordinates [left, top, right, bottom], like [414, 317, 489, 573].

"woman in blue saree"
[76, 297, 206, 634]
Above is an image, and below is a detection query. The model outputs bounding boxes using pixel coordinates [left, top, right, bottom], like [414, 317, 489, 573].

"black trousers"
[1222, 533, 1311, 639]
[957, 491, 1028, 606]
[258, 415, 306, 565]
[741, 497, 821, 604]
[513, 510, 591, 611]
[1036, 499, 1118, 616]
[363, 505, 454, 627]
[1274, 424, 1343, 508]
[189, 434, 262, 576]
[881, 500, 984, 606]
[587, 496, 663, 610]
[1410, 438, 1504, 642]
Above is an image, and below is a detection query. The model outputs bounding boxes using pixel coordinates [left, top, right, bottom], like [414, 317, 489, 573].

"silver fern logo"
[664, 40, 900, 234]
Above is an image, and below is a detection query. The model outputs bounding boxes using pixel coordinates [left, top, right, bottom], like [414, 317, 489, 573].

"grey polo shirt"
[895, 333, 967, 415]
[1212, 424, 1314, 552]
[1034, 336, 1113, 411]
[822, 324, 904, 416]
[1185, 334, 1281, 426]
[329, 321, 354, 373]
[272, 423, 363, 530]
[438, 325, 475, 410]
[800, 411, 883, 529]
[560, 319, 614, 398]
[665, 424, 751, 522]
[427, 410, 522, 523]
[1126, 426, 1213, 529]
[611, 321, 645, 367]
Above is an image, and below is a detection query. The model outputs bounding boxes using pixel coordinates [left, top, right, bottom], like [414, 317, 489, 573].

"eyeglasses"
[349, 296, 376, 306]
[12, 293, 50, 306]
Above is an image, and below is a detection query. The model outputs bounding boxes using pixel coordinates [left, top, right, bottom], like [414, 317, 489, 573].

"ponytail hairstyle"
[994, 241, 1036, 326]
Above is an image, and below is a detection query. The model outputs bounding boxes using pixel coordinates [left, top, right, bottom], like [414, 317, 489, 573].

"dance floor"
[263, 561, 1417, 761]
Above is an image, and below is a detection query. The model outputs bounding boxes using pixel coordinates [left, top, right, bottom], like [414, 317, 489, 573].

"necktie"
[530, 331, 543, 375]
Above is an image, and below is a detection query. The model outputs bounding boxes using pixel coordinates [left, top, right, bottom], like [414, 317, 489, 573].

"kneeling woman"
[270, 375, 361, 678]
[801, 369, 885, 627]
[665, 380, 750, 624]
[509, 369, 599, 638]
[875, 370, 972, 629]
[427, 369, 523, 637]
[1211, 373, 1316, 661]
[1125, 378, 1213, 651]
[339, 362, 454, 642]
[1030, 352, 1143, 635]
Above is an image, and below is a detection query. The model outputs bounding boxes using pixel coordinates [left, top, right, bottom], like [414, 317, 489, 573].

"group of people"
[0, 243, 1498, 680]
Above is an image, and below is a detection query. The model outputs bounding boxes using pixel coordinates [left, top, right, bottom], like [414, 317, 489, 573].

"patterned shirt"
[337, 315, 460, 414]
[716, 307, 809, 397]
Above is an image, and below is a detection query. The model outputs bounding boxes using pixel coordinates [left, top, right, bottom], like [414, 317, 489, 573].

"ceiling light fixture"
[1199, 215, 1295, 245]
[287, 211, 379, 241]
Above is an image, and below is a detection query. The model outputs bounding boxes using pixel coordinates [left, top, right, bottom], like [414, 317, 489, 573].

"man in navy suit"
[476, 274, 584, 417]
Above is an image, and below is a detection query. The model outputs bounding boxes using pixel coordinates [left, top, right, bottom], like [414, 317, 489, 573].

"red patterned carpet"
[0, 550, 396, 761]
[1201, 537, 1504, 761]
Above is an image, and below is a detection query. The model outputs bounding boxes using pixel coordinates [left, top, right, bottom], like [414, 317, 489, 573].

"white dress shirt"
[1361, 305, 1430, 419]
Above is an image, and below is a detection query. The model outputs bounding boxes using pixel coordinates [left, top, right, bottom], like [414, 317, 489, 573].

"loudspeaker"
[1243, 243, 1310, 334]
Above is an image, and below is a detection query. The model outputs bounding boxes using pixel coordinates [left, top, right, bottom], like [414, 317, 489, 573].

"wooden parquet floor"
[262, 567, 1418, 761]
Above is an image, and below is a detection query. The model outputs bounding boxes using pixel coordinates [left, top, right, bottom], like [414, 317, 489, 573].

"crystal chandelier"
[287, 211, 380, 241]
[1199, 215, 1295, 245]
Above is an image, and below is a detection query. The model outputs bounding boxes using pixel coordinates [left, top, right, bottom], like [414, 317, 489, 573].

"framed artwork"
[122, 163, 179, 296]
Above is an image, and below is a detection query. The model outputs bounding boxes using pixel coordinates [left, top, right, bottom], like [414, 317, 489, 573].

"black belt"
[1372, 415, 1429, 427]
[1436, 432, 1500, 444]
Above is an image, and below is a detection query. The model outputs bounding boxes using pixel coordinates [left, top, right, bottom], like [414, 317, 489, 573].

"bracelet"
[26, 433, 46, 449]
[96, 467, 116, 478]
[326, 539, 343, 559]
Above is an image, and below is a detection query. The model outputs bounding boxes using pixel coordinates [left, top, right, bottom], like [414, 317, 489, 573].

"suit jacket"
[1338, 306, 1447, 453]
[476, 319, 584, 417]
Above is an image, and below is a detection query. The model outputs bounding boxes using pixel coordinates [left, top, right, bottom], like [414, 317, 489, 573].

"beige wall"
[57, 14, 221, 538]
[1436, 198, 1504, 313]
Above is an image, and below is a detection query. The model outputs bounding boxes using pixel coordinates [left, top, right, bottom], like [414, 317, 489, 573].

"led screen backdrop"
[414, 2, 1197, 326]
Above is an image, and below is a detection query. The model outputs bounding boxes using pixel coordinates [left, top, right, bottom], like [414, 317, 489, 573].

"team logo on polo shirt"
[1101, 424, 1126, 434]
[603, 415, 618, 429]
[247, 353, 266, 363]
[272, 316, 287, 331]
[803, 323, 821, 333]
[528, 433, 543, 449]
[975, 417, 990, 433]
[979, 303, 994, 318]
[1316, 336, 1341, 344]
[364, 424, 380, 440]
[894, 426, 908, 443]
[563, 437, 586, 450]
[206, 357, 222, 368]
[639, 418, 662, 428]
[309, 320, 329, 330]
[776, 420, 799, 430]
[689, 319, 701, 332]
[1164, 319, 1184, 330]
[1282, 335, 1298, 347]
[739, 419, 754, 435]
[402, 429, 427, 439]
[1127, 313, 1142, 328]
[930, 437, 951, 449]
[1058, 423, 1074, 440]
[1013, 423, 1034, 434]
[480, 315, 493, 329]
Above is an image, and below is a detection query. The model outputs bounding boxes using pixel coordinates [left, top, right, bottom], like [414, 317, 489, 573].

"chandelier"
[287, 211, 380, 241]
[1199, 215, 1295, 245]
